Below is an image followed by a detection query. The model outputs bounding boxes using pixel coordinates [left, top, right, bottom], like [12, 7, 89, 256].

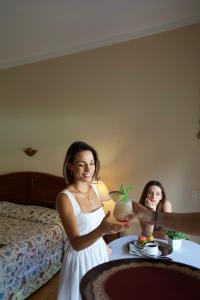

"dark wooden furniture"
[0, 171, 66, 208]
[0, 171, 116, 243]
[80, 258, 200, 300]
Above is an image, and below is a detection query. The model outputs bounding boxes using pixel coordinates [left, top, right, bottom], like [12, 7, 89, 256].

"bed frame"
[0, 171, 116, 243]
[0, 172, 66, 208]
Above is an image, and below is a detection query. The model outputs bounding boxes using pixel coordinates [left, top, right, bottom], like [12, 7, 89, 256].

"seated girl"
[138, 180, 172, 240]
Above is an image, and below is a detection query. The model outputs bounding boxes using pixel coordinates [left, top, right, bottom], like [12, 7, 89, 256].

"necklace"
[72, 184, 92, 206]
[71, 184, 100, 212]
[72, 184, 91, 195]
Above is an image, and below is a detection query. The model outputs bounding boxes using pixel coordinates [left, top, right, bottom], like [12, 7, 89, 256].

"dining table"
[81, 235, 200, 299]
[108, 234, 200, 269]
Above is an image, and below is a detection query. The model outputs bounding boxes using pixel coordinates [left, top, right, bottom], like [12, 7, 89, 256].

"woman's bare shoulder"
[163, 200, 172, 212]
[56, 190, 71, 210]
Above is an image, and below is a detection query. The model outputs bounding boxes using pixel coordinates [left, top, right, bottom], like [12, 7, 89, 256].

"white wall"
[0, 23, 200, 242]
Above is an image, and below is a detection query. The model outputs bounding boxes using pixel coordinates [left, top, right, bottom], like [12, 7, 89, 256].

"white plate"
[142, 248, 162, 258]
[133, 240, 144, 249]
[132, 240, 172, 254]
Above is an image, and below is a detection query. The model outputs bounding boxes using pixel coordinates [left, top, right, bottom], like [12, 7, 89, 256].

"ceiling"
[1, 0, 200, 70]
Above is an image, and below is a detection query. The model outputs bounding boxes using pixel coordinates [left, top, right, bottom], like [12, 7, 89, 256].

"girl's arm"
[56, 193, 129, 251]
[163, 200, 172, 212]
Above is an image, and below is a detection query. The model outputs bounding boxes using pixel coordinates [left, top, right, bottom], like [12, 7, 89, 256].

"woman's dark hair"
[139, 180, 167, 211]
[63, 141, 100, 184]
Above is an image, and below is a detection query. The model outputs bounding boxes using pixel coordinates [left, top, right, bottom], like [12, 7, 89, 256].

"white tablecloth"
[108, 235, 200, 269]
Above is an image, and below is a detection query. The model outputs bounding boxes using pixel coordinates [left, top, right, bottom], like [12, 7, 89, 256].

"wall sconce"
[23, 148, 38, 157]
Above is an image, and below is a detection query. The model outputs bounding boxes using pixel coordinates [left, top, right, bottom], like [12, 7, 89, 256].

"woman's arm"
[56, 193, 129, 251]
[153, 200, 173, 239]
[139, 197, 156, 237]
[139, 219, 154, 237]
[132, 202, 200, 236]
[158, 212, 200, 235]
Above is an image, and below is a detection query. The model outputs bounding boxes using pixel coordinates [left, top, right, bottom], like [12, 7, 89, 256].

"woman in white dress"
[56, 141, 129, 300]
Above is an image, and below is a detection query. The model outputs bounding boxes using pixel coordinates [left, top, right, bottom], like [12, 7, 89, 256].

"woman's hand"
[131, 202, 154, 224]
[144, 197, 156, 211]
[99, 211, 130, 235]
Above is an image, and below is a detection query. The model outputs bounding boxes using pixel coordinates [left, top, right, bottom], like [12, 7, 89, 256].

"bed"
[0, 172, 66, 300]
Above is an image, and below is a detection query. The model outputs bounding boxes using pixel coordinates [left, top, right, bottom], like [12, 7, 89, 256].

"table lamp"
[92, 179, 115, 219]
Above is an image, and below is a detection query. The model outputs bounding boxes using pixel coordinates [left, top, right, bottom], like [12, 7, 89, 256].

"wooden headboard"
[0, 172, 66, 208]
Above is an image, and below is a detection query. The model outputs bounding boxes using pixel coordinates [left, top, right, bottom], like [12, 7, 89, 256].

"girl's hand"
[145, 197, 156, 210]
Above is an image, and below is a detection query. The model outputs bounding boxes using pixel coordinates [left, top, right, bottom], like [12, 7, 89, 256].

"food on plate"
[147, 234, 154, 242]
[137, 234, 154, 247]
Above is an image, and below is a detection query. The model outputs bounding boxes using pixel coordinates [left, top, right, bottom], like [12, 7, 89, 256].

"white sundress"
[57, 185, 109, 300]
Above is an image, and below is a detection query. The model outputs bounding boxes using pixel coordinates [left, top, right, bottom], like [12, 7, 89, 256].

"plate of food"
[133, 240, 143, 249]
[130, 239, 173, 257]
[133, 234, 155, 249]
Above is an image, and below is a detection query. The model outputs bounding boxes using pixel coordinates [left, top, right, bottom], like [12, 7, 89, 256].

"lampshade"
[92, 180, 110, 201]
[92, 179, 115, 219]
